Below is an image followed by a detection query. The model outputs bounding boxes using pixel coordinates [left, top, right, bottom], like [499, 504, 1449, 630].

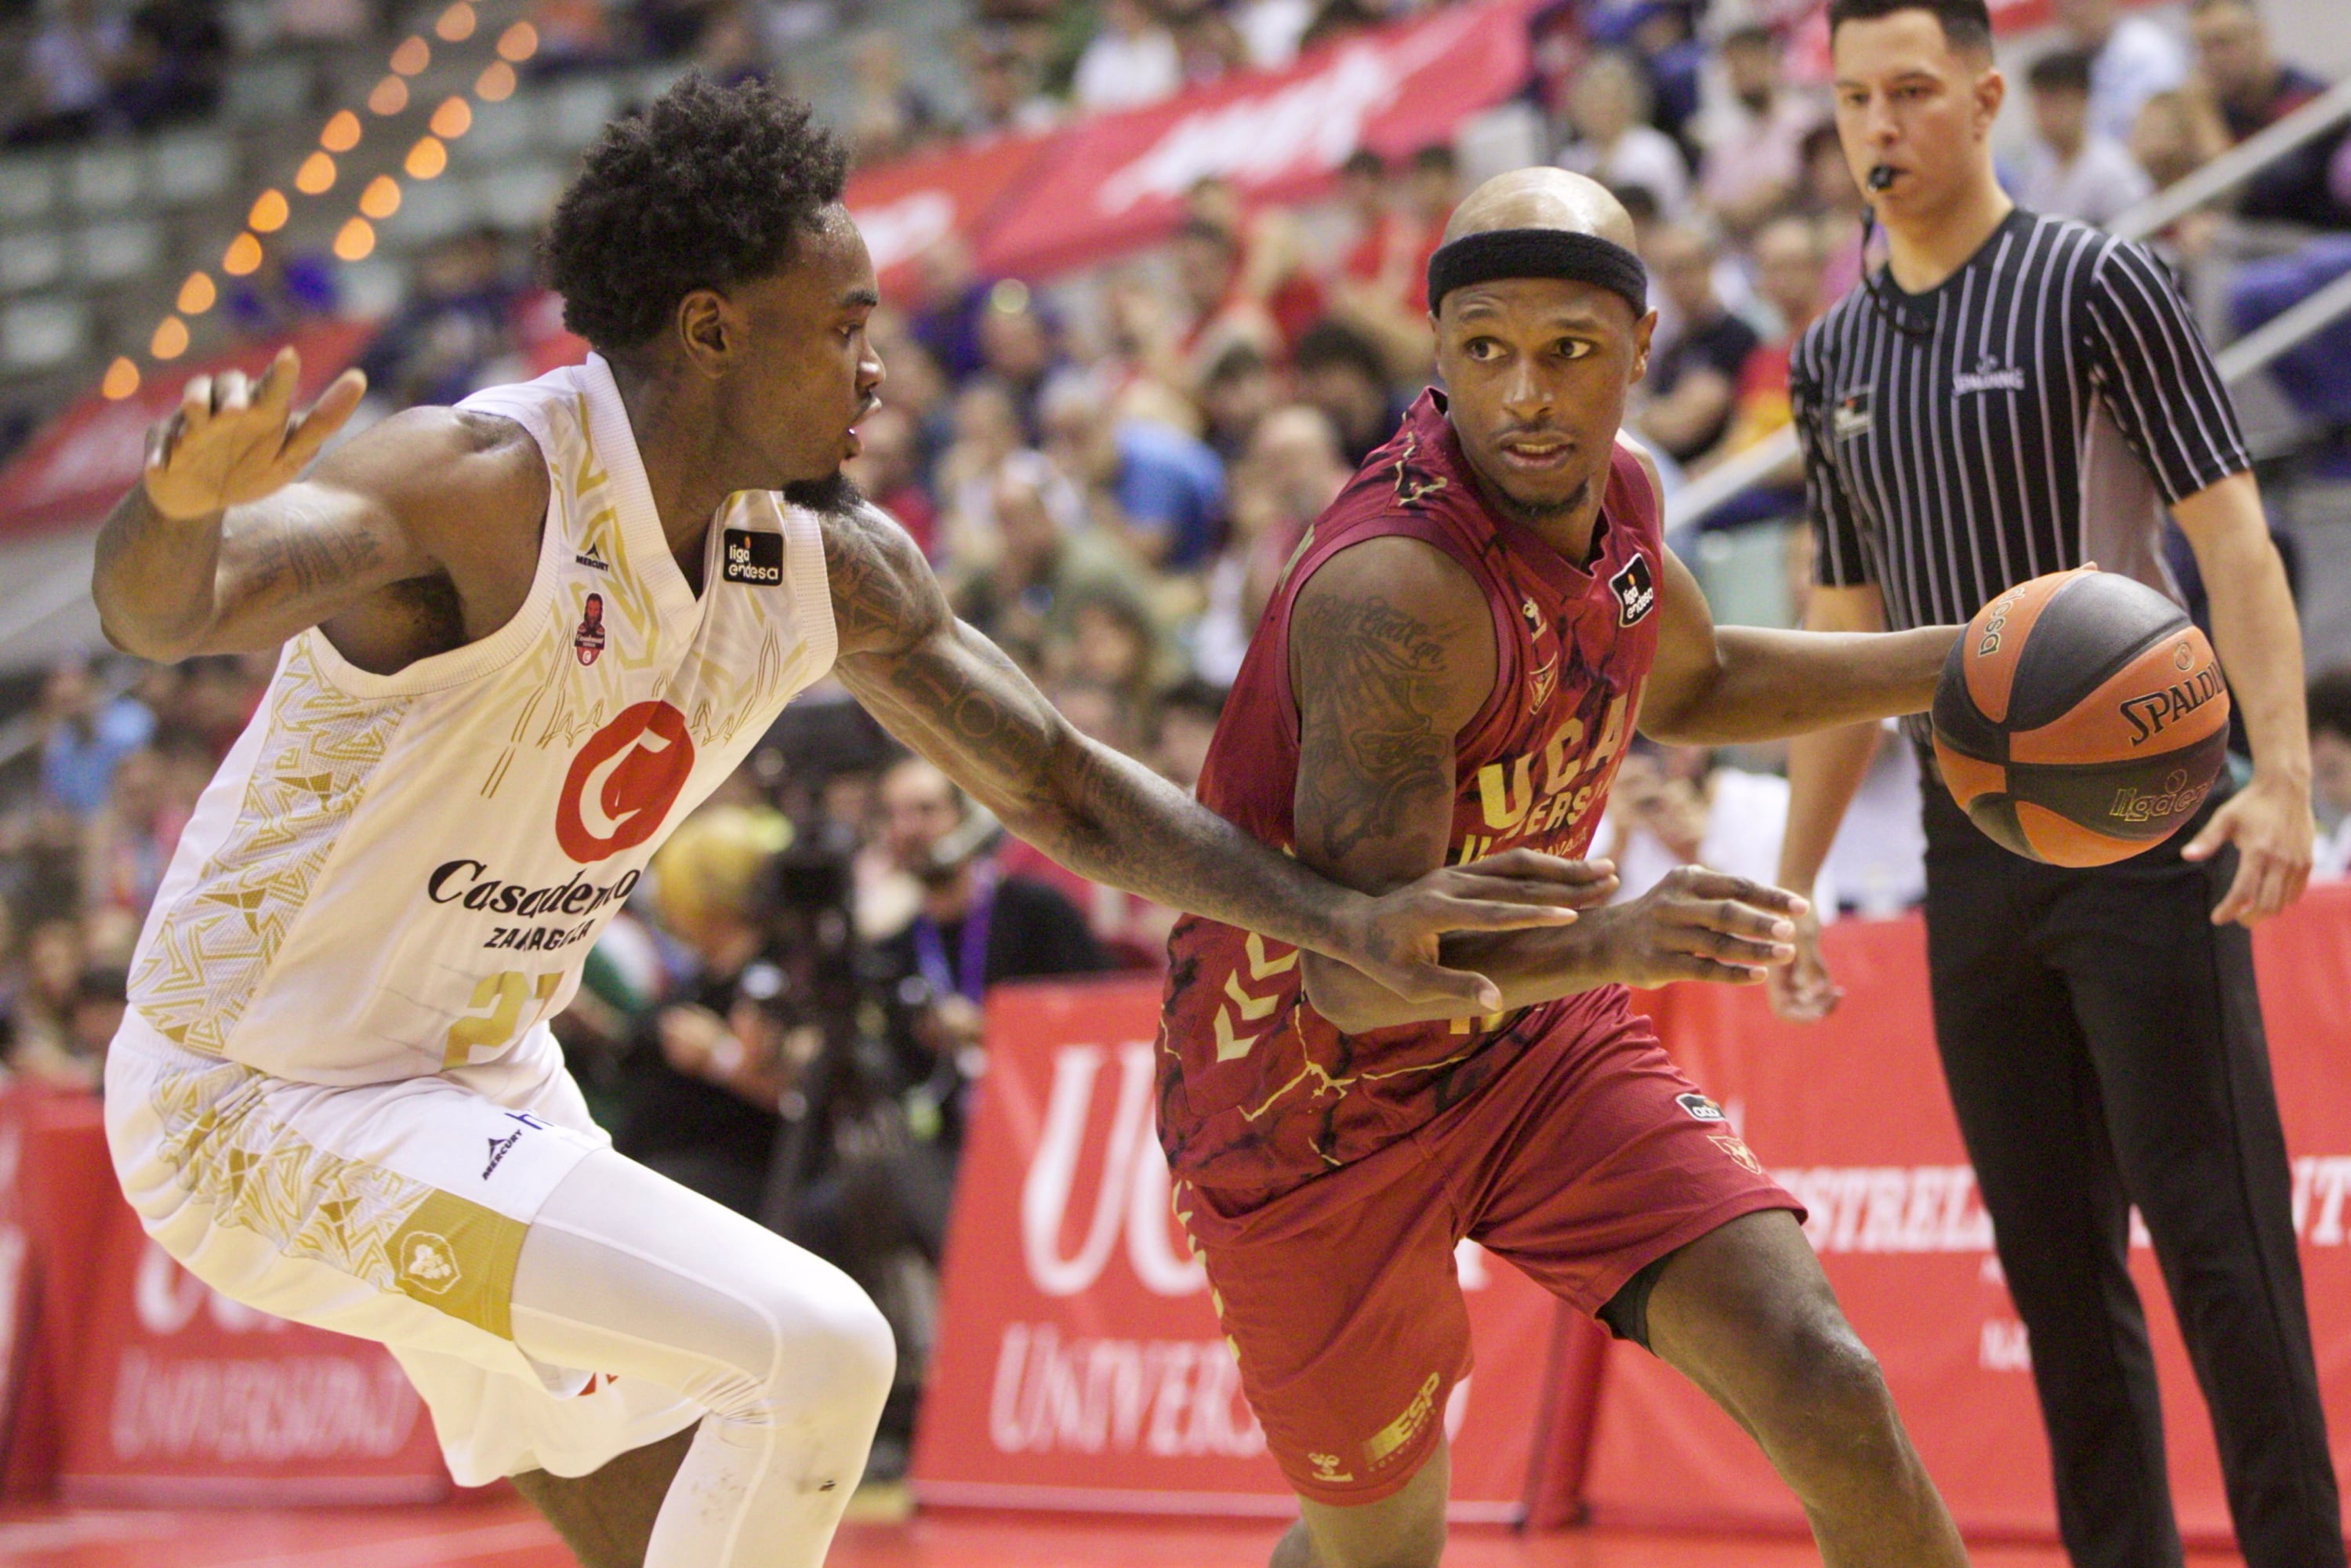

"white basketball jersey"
[129, 354, 839, 1085]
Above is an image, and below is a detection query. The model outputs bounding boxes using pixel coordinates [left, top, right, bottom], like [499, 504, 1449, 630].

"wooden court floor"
[0, 1494, 2252, 1567]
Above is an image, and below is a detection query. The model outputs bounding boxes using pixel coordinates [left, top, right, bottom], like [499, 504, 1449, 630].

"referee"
[1772, 2, 2335, 1566]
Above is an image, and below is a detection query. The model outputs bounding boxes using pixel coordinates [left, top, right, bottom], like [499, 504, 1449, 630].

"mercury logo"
[483, 1130, 524, 1180]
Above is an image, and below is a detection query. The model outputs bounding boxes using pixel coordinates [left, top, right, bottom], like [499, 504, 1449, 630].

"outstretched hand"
[1335, 848, 1620, 1012]
[1577, 866, 1805, 990]
[143, 346, 367, 523]
[2182, 771, 2313, 926]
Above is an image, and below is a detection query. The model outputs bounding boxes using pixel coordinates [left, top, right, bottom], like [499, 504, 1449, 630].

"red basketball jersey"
[1158, 391, 1666, 1195]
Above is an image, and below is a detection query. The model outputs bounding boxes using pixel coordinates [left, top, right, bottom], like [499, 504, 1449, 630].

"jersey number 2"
[444, 971, 564, 1069]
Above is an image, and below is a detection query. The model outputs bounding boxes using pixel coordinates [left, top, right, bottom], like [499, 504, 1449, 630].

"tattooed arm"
[823, 502, 1589, 1011]
[95, 347, 544, 669]
[1290, 536, 1807, 1032]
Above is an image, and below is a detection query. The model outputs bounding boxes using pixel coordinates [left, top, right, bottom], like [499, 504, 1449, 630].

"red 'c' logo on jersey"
[556, 701, 695, 863]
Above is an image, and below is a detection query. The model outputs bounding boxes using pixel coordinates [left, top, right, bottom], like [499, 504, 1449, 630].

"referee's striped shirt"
[1789, 208, 2251, 740]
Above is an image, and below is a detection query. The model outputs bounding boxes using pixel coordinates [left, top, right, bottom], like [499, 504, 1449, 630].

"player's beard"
[782, 470, 865, 515]
[1486, 469, 1593, 535]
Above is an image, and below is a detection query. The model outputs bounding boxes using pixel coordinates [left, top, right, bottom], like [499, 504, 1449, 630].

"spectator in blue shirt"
[1041, 376, 1226, 572]
[38, 658, 154, 818]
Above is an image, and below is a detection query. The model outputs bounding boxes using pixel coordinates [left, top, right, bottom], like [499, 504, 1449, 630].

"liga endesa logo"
[556, 701, 696, 863]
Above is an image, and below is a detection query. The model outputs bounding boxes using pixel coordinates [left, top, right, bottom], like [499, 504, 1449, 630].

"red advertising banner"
[0, 1090, 113, 1497]
[0, 318, 376, 541]
[973, 0, 1539, 281]
[910, 977, 1572, 1521]
[845, 131, 1061, 297]
[57, 1173, 448, 1505]
[1584, 885, 2351, 1545]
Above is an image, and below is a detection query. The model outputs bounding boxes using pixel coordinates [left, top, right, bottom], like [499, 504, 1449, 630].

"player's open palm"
[1345, 848, 1619, 1012]
[1588, 866, 1804, 989]
[144, 347, 366, 522]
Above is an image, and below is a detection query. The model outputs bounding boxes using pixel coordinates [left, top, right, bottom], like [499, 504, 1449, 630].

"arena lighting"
[405, 136, 449, 180]
[358, 176, 401, 220]
[496, 21, 537, 61]
[111, 3, 496, 404]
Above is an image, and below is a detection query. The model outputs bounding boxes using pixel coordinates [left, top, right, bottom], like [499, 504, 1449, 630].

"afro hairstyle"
[540, 74, 851, 354]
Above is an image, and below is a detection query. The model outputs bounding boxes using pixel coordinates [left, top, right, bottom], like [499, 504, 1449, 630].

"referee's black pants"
[1921, 776, 2343, 1568]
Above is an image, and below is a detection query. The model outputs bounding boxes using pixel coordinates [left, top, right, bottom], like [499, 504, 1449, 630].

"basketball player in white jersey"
[87, 80, 1608, 1568]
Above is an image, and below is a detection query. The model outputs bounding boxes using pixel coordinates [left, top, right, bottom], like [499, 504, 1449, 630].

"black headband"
[1426, 228, 1649, 318]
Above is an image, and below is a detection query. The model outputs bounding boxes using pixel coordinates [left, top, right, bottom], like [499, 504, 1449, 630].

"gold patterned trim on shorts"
[150, 1059, 525, 1338]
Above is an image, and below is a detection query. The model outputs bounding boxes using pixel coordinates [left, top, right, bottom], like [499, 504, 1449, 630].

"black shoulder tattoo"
[1292, 586, 1460, 863]
[824, 503, 942, 657]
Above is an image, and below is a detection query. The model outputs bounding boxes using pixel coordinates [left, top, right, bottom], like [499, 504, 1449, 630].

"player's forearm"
[1014, 729, 1370, 964]
[1646, 625, 1955, 746]
[2191, 511, 2310, 792]
[1778, 720, 1881, 891]
[93, 485, 228, 662]
[1301, 921, 1606, 1032]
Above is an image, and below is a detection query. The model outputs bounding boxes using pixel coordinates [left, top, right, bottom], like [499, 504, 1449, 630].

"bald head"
[1440, 167, 1638, 253]
[1425, 165, 1653, 547]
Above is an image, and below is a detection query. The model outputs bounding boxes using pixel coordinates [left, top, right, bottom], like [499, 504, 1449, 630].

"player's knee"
[691, 1252, 894, 1436]
[1755, 1309, 1899, 1456]
[806, 1286, 896, 1426]
[756, 1261, 894, 1427]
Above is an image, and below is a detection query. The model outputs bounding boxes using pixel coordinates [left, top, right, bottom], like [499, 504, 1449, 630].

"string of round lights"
[100, 2, 541, 401]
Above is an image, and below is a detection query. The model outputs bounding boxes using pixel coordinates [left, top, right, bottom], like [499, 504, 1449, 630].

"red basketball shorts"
[1173, 996, 1799, 1507]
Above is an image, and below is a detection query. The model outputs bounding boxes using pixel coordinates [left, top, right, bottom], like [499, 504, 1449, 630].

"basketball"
[1932, 566, 2231, 867]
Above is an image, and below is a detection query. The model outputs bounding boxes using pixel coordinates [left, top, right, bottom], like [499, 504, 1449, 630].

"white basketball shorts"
[104, 1011, 702, 1484]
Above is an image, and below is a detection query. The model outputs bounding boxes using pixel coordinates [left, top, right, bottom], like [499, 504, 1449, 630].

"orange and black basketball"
[1932, 566, 2231, 867]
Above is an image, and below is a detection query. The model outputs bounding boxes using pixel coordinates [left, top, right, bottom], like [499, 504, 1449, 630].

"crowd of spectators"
[5, 0, 2351, 1475]
[3, 0, 229, 144]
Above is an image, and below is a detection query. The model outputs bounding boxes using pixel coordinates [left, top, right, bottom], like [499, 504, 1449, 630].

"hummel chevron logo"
[1215, 934, 1298, 1062]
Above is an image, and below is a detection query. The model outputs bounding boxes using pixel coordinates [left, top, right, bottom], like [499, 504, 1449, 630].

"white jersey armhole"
[300, 390, 568, 700]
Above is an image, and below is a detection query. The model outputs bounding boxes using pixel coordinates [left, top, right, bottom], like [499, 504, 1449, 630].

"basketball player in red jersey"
[1160, 168, 1972, 1567]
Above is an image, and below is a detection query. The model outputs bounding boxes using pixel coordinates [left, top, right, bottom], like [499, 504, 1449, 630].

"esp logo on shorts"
[721, 528, 784, 586]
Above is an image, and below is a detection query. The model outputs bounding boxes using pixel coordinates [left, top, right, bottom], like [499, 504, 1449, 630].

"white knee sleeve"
[508, 1149, 894, 1568]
